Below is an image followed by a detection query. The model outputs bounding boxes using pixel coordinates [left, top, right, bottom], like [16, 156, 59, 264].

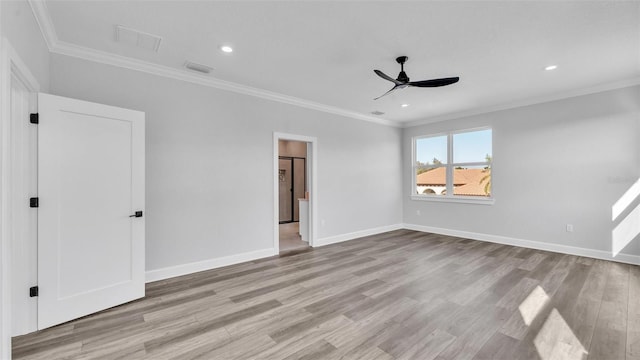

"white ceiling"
[42, 1, 640, 125]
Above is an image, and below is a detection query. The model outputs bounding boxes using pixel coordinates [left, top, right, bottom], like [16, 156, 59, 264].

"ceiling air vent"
[371, 111, 385, 116]
[115, 25, 162, 52]
[184, 61, 214, 74]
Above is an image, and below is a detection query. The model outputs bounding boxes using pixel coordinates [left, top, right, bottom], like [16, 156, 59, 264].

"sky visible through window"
[416, 129, 492, 165]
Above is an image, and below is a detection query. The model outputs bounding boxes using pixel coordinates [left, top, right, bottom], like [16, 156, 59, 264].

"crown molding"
[27, 0, 398, 128]
[27, 0, 57, 51]
[52, 41, 398, 127]
[402, 76, 640, 128]
[28, 0, 639, 130]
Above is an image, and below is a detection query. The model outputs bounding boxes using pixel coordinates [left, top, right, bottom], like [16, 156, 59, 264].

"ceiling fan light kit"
[373, 56, 460, 100]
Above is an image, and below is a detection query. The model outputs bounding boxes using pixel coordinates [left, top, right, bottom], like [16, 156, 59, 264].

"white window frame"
[411, 127, 494, 205]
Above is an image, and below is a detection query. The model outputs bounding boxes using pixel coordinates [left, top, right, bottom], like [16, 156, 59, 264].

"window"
[413, 128, 492, 203]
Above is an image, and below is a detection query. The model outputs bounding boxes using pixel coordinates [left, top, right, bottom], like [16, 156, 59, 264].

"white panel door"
[37, 93, 145, 330]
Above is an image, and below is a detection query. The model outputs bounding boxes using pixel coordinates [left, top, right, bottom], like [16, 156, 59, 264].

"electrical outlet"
[416, 210, 421, 216]
[566, 224, 574, 232]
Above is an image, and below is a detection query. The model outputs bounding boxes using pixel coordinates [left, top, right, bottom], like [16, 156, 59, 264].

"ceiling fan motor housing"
[396, 56, 410, 82]
[397, 71, 410, 83]
[396, 56, 409, 64]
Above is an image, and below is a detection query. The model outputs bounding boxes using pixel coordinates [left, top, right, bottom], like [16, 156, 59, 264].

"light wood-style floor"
[279, 222, 309, 253]
[12, 230, 640, 359]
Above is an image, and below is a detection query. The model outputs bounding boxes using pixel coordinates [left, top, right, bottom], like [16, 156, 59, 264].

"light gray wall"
[1, 0, 50, 91]
[50, 54, 403, 271]
[403, 85, 640, 258]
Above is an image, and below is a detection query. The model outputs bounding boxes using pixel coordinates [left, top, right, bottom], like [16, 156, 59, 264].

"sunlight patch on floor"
[534, 308, 588, 360]
[518, 285, 550, 326]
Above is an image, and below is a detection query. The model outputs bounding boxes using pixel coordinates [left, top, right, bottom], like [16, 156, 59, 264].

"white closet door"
[37, 93, 145, 330]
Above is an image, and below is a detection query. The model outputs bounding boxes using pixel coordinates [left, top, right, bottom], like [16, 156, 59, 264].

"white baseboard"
[403, 223, 640, 266]
[145, 224, 404, 283]
[145, 248, 277, 283]
[314, 224, 404, 247]
[146, 221, 637, 284]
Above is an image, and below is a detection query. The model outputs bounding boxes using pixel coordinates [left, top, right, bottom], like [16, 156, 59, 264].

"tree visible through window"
[413, 128, 492, 198]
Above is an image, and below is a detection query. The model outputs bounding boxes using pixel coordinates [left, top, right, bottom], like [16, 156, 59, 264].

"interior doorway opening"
[278, 140, 309, 253]
[273, 133, 317, 255]
[278, 156, 305, 224]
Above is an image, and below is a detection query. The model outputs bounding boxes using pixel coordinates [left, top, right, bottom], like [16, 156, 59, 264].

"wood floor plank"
[588, 262, 629, 360]
[569, 259, 610, 352]
[449, 259, 518, 305]
[629, 264, 640, 360]
[146, 326, 230, 359]
[169, 333, 274, 360]
[261, 315, 353, 359]
[510, 258, 593, 360]
[472, 331, 519, 360]
[434, 305, 512, 360]
[518, 252, 548, 271]
[72, 343, 146, 360]
[144, 299, 281, 353]
[269, 290, 369, 344]
[12, 341, 82, 360]
[455, 255, 495, 275]
[223, 306, 310, 340]
[498, 254, 577, 341]
[228, 257, 376, 303]
[378, 300, 461, 358]
[495, 277, 540, 310]
[333, 345, 394, 360]
[396, 328, 456, 360]
[11, 323, 75, 349]
[11, 230, 637, 360]
[326, 319, 405, 355]
[81, 312, 198, 354]
[283, 339, 337, 360]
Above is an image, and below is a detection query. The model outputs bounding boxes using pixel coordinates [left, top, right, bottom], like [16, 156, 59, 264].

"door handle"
[129, 211, 143, 218]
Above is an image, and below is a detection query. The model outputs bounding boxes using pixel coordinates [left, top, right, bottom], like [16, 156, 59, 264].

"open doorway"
[278, 140, 308, 253]
[273, 133, 317, 255]
[278, 156, 305, 224]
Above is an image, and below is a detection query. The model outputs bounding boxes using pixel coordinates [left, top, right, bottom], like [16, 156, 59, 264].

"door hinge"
[29, 286, 38, 297]
[129, 211, 143, 218]
[30, 113, 39, 124]
[30, 197, 39, 208]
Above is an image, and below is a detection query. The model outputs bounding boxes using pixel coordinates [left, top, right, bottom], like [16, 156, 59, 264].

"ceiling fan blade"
[408, 77, 459, 87]
[374, 70, 402, 85]
[373, 85, 399, 100]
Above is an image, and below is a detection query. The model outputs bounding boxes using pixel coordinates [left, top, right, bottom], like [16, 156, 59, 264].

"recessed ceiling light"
[401, 104, 409, 108]
[220, 45, 233, 53]
[544, 65, 558, 71]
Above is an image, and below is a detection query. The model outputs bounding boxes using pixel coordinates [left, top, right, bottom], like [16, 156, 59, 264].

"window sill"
[410, 195, 495, 205]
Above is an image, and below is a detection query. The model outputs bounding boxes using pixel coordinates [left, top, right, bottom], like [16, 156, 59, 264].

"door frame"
[273, 132, 317, 253]
[1, 37, 41, 356]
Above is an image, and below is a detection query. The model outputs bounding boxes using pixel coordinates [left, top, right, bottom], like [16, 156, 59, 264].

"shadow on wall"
[611, 177, 640, 257]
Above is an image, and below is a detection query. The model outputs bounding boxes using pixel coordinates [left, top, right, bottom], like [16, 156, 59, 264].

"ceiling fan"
[373, 56, 459, 100]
